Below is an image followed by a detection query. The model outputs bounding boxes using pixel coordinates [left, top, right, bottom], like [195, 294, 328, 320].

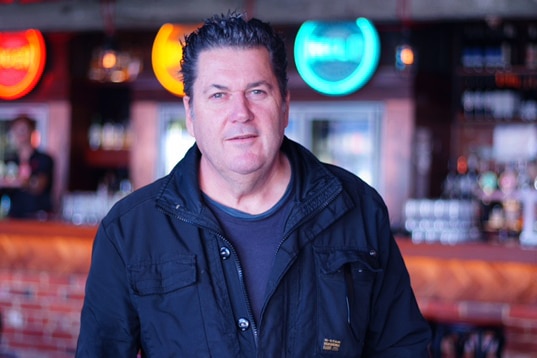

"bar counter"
[0, 219, 536, 309]
[397, 239, 537, 326]
[0, 219, 536, 355]
[0, 219, 96, 274]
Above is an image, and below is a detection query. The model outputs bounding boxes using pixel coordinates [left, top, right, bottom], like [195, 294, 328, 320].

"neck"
[18, 145, 33, 162]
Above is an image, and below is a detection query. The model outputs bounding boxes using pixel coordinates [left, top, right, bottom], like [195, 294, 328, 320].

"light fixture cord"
[100, 0, 116, 37]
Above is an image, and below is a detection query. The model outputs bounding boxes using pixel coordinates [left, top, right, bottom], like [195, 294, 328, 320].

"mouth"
[227, 132, 258, 141]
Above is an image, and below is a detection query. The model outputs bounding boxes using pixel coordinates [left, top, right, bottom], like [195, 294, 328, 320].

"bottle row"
[460, 23, 537, 69]
[87, 121, 132, 151]
[461, 43, 537, 70]
[443, 154, 537, 199]
[437, 154, 537, 245]
[461, 89, 536, 121]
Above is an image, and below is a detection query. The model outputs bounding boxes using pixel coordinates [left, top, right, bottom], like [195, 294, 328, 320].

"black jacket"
[76, 138, 431, 357]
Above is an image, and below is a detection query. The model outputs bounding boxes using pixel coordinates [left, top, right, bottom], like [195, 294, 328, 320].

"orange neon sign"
[152, 23, 199, 97]
[0, 29, 46, 100]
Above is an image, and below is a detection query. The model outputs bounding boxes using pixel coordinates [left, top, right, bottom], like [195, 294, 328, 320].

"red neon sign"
[0, 29, 47, 100]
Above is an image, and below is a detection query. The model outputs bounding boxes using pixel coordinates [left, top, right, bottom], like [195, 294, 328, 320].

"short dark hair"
[10, 114, 36, 132]
[180, 11, 288, 101]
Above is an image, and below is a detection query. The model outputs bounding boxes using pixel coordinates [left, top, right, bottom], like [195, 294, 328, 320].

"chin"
[228, 158, 264, 175]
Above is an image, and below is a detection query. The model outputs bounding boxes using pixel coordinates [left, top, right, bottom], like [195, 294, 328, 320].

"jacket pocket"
[313, 247, 382, 357]
[128, 254, 196, 296]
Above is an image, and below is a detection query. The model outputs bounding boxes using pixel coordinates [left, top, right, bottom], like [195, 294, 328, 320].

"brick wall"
[1, 269, 536, 357]
[0, 221, 94, 358]
[504, 307, 537, 357]
[400, 239, 537, 358]
[0, 269, 86, 358]
[0, 222, 535, 357]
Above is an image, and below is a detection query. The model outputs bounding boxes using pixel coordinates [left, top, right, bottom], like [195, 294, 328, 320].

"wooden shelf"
[456, 66, 537, 77]
[456, 113, 532, 124]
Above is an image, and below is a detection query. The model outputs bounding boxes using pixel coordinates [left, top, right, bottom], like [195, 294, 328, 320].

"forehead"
[11, 120, 32, 131]
[195, 46, 274, 81]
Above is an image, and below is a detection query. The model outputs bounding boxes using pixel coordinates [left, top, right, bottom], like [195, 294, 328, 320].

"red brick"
[14, 273, 43, 284]
[504, 341, 537, 355]
[20, 301, 46, 310]
[51, 328, 76, 340]
[505, 324, 533, 336]
[0, 301, 13, 311]
[420, 300, 462, 323]
[10, 340, 59, 354]
[509, 304, 537, 321]
[35, 289, 62, 302]
[70, 275, 88, 288]
[8, 287, 35, 298]
[48, 302, 77, 314]
[65, 291, 85, 302]
[0, 271, 14, 282]
[2, 326, 18, 337]
[46, 275, 71, 286]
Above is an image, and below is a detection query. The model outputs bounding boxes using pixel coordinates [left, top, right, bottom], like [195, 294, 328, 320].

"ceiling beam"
[0, 0, 536, 32]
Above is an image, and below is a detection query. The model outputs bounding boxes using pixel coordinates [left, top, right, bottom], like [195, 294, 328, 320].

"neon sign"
[0, 29, 46, 100]
[152, 23, 200, 97]
[294, 18, 380, 96]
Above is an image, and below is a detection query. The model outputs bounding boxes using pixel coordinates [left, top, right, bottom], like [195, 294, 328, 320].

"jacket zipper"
[164, 180, 342, 352]
[219, 235, 259, 348]
[166, 206, 259, 349]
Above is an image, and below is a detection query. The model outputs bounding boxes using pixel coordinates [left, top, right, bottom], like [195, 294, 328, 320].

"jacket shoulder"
[101, 176, 167, 224]
[324, 163, 385, 207]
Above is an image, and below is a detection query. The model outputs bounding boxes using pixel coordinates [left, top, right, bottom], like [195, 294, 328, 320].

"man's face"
[10, 120, 33, 149]
[184, 46, 289, 179]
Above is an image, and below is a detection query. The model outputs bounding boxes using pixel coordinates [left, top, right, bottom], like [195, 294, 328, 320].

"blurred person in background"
[76, 11, 431, 357]
[3, 115, 54, 219]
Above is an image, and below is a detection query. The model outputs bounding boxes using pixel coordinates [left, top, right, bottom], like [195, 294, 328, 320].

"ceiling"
[1, 0, 537, 32]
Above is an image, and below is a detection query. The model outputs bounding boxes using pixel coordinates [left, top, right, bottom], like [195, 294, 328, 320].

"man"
[4, 115, 54, 219]
[76, 12, 431, 357]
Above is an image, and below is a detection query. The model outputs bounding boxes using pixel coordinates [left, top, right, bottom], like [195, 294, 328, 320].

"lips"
[226, 129, 258, 141]
[231, 134, 257, 140]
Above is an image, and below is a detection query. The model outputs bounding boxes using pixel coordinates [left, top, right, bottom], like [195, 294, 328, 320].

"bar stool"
[430, 321, 505, 358]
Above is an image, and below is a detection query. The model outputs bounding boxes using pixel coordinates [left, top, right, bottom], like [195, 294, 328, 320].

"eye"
[210, 92, 225, 100]
[248, 88, 268, 99]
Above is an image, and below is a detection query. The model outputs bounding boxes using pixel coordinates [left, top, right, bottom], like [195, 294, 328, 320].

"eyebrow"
[205, 80, 273, 93]
[247, 80, 272, 90]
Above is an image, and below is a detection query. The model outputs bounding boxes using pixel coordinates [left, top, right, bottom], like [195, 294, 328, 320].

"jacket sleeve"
[364, 213, 431, 357]
[76, 223, 140, 357]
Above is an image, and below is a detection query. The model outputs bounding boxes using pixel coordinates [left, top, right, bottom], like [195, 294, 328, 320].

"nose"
[230, 93, 253, 123]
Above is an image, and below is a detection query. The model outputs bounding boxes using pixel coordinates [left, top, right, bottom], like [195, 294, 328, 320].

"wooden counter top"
[396, 237, 537, 327]
[0, 219, 97, 274]
[396, 237, 537, 264]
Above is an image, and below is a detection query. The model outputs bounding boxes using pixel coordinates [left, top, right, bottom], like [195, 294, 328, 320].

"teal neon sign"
[294, 18, 380, 96]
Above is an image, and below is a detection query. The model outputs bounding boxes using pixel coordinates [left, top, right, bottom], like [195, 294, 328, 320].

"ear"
[183, 95, 195, 136]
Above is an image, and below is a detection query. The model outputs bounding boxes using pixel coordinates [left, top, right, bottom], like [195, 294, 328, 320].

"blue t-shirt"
[204, 180, 294, 325]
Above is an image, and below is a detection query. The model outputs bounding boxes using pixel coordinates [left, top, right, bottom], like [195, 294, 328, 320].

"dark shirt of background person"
[4, 115, 54, 219]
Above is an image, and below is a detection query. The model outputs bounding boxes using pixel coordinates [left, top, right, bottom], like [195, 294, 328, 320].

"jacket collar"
[155, 137, 345, 225]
